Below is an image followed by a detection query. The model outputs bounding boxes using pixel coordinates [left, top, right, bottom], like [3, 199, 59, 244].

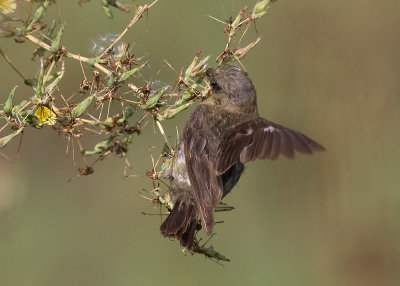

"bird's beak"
[206, 68, 214, 78]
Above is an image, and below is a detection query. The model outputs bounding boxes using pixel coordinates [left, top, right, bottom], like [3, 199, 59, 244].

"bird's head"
[206, 65, 256, 100]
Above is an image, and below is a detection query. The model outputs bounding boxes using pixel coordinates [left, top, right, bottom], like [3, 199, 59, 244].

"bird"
[160, 64, 325, 250]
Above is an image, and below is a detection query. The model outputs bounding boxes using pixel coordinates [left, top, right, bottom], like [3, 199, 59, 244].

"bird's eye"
[209, 78, 221, 91]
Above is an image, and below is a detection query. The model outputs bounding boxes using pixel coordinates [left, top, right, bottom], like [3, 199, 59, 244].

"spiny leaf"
[72, 94, 96, 118]
[0, 128, 23, 149]
[50, 24, 65, 53]
[4, 86, 17, 116]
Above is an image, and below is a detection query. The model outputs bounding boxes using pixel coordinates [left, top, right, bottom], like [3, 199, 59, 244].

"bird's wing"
[184, 132, 222, 235]
[216, 117, 325, 174]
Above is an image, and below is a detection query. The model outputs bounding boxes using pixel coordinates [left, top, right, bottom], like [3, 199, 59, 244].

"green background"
[0, 0, 399, 285]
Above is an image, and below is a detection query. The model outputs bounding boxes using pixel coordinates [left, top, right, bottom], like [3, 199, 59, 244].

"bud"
[141, 86, 169, 110]
[27, 1, 50, 32]
[82, 136, 116, 155]
[72, 94, 96, 118]
[50, 25, 65, 53]
[119, 61, 148, 81]
[184, 50, 202, 82]
[252, 0, 271, 19]
[4, 86, 17, 116]
[156, 102, 192, 121]
[234, 37, 261, 60]
[229, 6, 248, 38]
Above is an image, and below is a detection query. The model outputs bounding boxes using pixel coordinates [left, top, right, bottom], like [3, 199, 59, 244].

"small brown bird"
[160, 65, 325, 250]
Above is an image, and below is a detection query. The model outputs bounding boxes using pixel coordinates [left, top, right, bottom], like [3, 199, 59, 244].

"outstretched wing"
[184, 132, 222, 235]
[216, 117, 325, 174]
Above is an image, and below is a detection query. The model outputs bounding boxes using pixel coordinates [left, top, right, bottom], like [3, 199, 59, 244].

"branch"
[24, 34, 111, 75]
[99, 0, 159, 58]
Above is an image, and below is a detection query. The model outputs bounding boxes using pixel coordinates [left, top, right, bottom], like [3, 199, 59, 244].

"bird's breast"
[170, 142, 192, 192]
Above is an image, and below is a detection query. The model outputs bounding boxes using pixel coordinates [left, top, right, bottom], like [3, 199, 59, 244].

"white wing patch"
[264, 126, 280, 133]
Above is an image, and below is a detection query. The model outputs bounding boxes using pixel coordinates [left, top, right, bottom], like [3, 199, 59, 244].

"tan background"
[0, 0, 399, 285]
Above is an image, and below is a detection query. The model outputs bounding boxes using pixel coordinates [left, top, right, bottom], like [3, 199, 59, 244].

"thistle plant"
[0, 0, 277, 262]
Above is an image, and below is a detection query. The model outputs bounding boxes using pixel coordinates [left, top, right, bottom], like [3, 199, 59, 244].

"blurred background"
[0, 0, 399, 285]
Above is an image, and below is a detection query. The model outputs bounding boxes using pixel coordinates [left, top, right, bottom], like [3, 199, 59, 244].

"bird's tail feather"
[160, 198, 198, 250]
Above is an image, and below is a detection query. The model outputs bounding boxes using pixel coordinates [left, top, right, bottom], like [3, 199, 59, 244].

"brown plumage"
[160, 65, 325, 250]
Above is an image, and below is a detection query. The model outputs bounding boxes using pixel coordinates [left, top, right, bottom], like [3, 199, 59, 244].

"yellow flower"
[35, 106, 57, 126]
[0, 0, 16, 14]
